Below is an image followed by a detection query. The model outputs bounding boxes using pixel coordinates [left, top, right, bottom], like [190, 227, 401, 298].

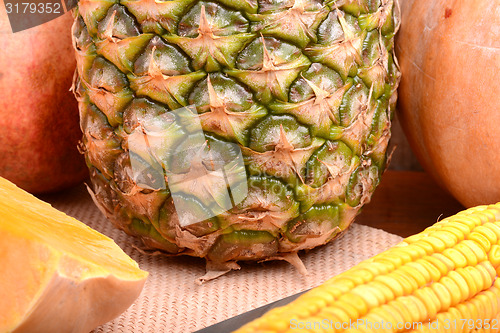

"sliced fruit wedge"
[0, 177, 148, 333]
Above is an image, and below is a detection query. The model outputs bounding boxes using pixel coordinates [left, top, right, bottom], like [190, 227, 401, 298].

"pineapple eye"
[97, 4, 140, 40]
[177, 2, 250, 38]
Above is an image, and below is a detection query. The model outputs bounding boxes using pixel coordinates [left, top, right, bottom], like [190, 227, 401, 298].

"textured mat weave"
[42, 185, 403, 333]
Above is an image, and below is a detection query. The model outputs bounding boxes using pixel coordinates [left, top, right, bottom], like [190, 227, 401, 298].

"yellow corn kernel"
[238, 314, 289, 333]
[433, 218, 451, 228]
[313, 311, 344, 332]
[448, 270, 473, 302]
[400, 295, 429, 323]
[477, 261, 496, 287]
[392, 243, 428, 261]
[390, 271, 418, 294]
[293, 316, 332, 333]
[420, 236, 448, 252]
[264, 307, 288, 317]
[388, 299, 414, 324]
[432, 230, 459, 247]
[337, 294, 368, 316]
[360, 312, 393, 333]
[409, 314, 448, 333]
[341, 329, 366, 333]
[430, 282, 452, 310]
[417, 325, 436, 333]
[375, 303, 406, 327]
[464, 265, 488, 295]
[373, 275, 405, 298]
[473, 225, 499, 245]
[302, 288, 336, 305]
[456, 303, 476, 328]
[355, 261, 393, 276]
[325, 278, 355, 292]
[439, 276, 463, 306]
[463, 205, 492, 216]
[482, 222, 500, 240]
[438, 306, 463, 330]
[291, 302, 324, 319]
[473, 212, 494, 225]
[465, 240, 489, 261]
[470, 297, 488, 322]
[429, 253, 456, 275]
[413, 287, 440, 320]
[453, 242, 480, 266]
[478, 290, 499, 318]
[449, 307, 469, 333]
[441, 224, 469, 241]
[368, 281, 395, 302]
[493, 278, 500, 293]
[333, 300, 363, 319]
[477, 207, 500, 223]
[343, 269, 375, 285]
[374, 252, 407, 268]
[261, 319, 290, 333]
[350, 285, 384, 309]
[457, 267, 481, 299]
[488, 245, 500, 274]
[404, 234, 426, 244]
[442, 247, 468, 268]
[371, 259, 399, 273]
[453, 216, 480, 230]
[293, 295, 328, 315]
[415, 258, 442, 282]
[468, 232, 492, 252]
[413, 240, 436, 255]
[470, 208, 494, 220]
[319, 306, 351, 326]
[401, 265, 429, 286]
[321, 286, 345, 300]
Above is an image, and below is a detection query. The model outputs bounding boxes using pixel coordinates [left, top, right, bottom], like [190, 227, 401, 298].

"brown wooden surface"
[387, 115, 423, 171]
[356, 170, 464, 237]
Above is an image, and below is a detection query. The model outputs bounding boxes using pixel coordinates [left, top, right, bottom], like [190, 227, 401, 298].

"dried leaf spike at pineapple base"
[73, 0, 401, 280]
[236, 203, 500, 332]
[0, 177, 148, 333]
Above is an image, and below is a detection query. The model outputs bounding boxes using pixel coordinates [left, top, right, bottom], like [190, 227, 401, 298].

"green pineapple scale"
[73, 0, 400, 281]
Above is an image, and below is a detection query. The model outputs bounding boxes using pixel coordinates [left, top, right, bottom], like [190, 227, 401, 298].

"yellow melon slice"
[0, 177, 148, 333]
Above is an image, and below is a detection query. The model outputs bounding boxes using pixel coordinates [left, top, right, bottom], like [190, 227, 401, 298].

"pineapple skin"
[73, 0, 400, 279]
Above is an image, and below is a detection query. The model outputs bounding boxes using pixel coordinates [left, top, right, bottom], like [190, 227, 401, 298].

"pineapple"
[72, 0, 400, 281]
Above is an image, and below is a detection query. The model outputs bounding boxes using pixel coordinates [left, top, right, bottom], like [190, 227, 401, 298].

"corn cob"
[235, 203, 500, 333]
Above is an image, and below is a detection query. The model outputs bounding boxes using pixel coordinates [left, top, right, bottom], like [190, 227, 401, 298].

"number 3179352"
[5, 2, 62, 14]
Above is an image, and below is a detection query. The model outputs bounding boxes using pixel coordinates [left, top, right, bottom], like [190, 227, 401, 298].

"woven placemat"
[42, 185, 403, 333]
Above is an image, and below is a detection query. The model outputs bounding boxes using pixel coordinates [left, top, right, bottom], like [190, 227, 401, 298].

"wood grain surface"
[356, 170, 464, 237]
[387, 115, 422, 171]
